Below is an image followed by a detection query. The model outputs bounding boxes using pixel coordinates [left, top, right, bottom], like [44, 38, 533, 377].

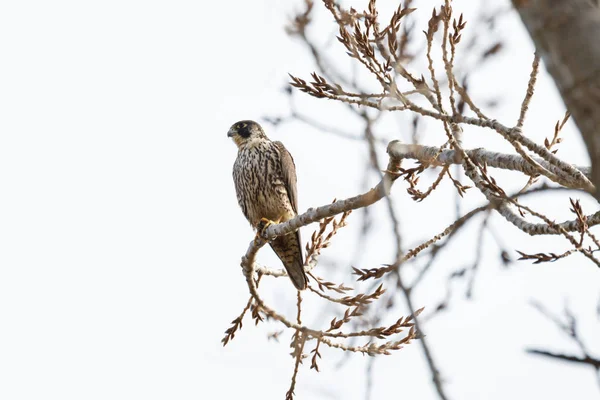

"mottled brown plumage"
[228, 120, 307, 290]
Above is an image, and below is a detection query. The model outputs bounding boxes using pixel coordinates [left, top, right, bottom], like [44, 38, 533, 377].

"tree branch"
[387, 141, 591, 190]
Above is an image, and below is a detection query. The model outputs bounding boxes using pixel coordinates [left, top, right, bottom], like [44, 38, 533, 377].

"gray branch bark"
[387, 141, 591, 189]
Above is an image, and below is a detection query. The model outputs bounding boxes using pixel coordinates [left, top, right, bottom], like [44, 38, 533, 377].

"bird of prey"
[228, 120, 308, 290]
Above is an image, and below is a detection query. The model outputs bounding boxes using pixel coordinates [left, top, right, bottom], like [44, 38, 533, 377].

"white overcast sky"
[0, 1, 599, 399]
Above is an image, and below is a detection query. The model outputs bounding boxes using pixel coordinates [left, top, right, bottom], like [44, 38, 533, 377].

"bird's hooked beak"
[228, 126, 245, 148]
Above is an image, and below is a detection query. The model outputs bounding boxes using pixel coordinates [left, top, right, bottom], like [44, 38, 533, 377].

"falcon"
[227, 120, 308, 290]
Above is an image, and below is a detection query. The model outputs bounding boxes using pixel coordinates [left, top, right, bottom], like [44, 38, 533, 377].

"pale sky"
[0, 1, 598, 399]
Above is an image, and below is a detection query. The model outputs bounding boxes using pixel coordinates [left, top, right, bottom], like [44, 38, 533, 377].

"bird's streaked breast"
[232, 140, 294, 227]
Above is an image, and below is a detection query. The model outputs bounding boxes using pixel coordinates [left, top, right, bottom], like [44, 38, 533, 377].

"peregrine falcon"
[228, 120, 308, 290]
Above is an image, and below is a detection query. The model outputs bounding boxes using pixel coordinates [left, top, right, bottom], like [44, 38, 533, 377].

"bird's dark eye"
[238, 122, 251, 138]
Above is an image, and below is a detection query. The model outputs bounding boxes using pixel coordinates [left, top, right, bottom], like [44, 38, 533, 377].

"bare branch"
[387, 141, 591, 190]
[526, 349, 600, 369]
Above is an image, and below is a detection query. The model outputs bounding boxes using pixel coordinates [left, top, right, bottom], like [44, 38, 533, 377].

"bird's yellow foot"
[254, 217, 282, 243]
[257, 217, 275, 234]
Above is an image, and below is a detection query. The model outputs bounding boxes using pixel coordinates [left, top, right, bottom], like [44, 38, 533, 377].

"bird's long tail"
[269, 231, 307, 290]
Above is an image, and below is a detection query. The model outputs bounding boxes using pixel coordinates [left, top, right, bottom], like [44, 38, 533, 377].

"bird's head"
[227, 120, 267, 148]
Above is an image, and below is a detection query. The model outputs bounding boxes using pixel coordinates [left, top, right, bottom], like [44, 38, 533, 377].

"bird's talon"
[257, 217, 274, 234]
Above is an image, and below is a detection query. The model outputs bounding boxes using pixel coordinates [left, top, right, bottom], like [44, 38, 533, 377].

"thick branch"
[387, 141, 591, 190]
[497, 203, 600, 236]
[387, 141, 600, 237]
